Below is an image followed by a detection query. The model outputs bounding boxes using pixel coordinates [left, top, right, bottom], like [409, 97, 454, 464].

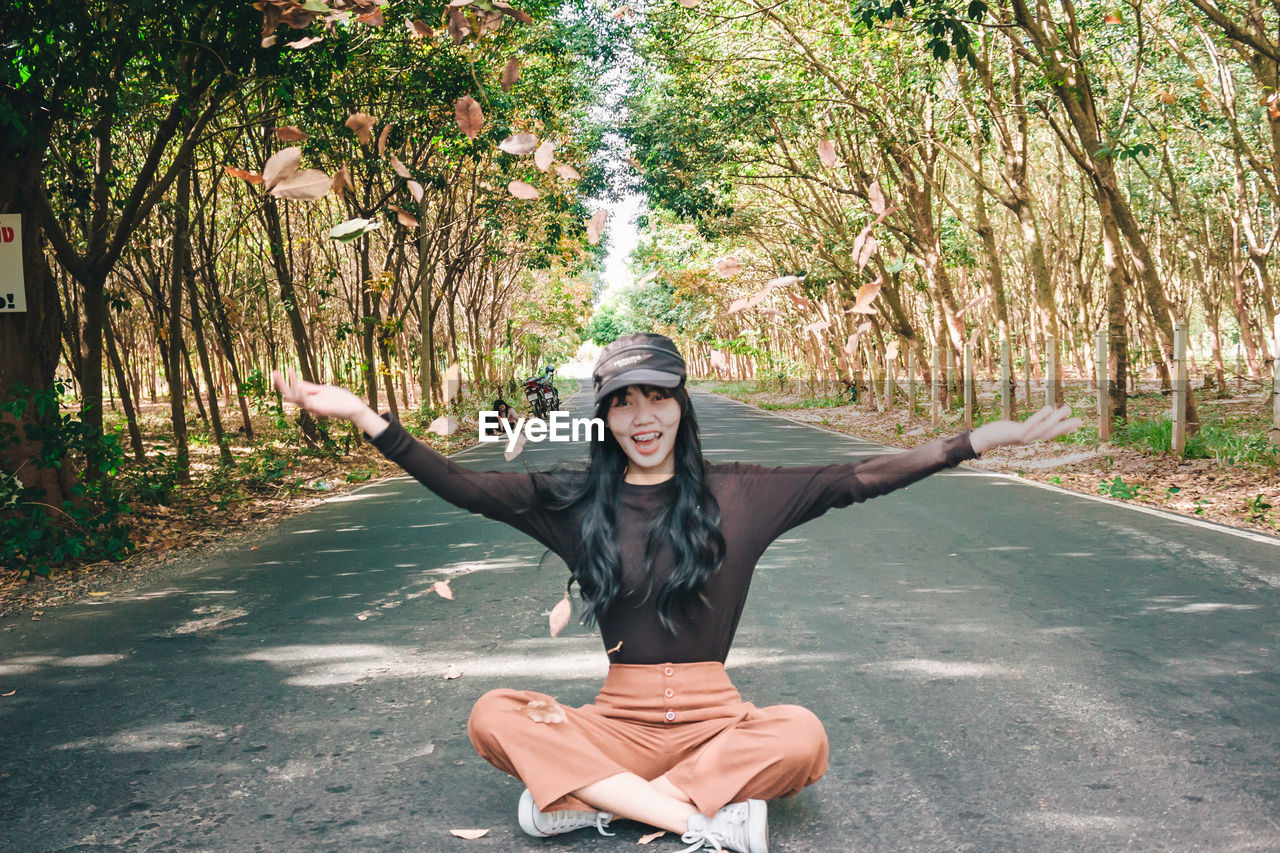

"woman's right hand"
[272, 368, 366, 421]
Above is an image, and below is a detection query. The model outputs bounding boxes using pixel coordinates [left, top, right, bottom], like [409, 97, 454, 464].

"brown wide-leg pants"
[467, 661, 828, 817]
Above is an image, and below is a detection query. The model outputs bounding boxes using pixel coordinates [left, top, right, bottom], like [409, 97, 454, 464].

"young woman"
[273, 333, 1080, 852]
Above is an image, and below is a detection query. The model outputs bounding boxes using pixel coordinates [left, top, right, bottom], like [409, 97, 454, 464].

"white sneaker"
[517, 787, 615, 838]
[679, 799, 768, 853]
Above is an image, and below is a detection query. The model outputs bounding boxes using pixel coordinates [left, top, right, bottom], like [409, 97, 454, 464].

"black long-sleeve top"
[370, 418, 979, 664]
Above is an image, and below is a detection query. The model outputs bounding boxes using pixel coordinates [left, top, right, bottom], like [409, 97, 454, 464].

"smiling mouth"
[631, 431, 662, 453]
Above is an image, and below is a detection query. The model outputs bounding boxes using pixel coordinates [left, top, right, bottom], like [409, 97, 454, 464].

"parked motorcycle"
[523, 366, 560, 419]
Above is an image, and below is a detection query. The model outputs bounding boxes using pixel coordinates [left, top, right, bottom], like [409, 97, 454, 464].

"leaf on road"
[586, 209, 607, 244]
[345, 112, 376, 145]
[357, 614, 369, 621]
[444, 667, 462, 680]
[715, 257, 741, 278]
[498, 133, 540, 155]
[523, 699, 567, 723]
[455, 96, 484, 139]
[549, 596, 572, 637]
[428, 416, 458, 436]
[432, 579, 454, 600]
[639, 830, 667, 844]
[502, 57, 521, 92]
[449, 829, 489, 839]
[534, 140, 555, 172]
[508, 180, 540, 200]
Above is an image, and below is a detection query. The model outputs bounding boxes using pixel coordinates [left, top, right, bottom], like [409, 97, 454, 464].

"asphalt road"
[2, 383, 1278, 852]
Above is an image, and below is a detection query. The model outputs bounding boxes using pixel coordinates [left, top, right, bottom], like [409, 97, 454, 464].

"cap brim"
[595, 369, 683, 402]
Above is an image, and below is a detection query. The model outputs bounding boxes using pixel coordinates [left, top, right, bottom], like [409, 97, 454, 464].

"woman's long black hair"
[537, 383, 726, 634]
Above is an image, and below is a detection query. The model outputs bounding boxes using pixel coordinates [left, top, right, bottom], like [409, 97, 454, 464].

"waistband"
[595, 662, 744, 723]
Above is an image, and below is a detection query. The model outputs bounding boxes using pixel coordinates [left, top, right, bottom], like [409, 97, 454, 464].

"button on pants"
[467, 661, 828, 817]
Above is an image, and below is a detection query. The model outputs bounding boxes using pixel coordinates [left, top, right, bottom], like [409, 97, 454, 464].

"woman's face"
[606, 384, 682, 484]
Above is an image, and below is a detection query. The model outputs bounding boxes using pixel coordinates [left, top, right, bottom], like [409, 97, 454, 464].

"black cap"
[592, 333, 687, 403]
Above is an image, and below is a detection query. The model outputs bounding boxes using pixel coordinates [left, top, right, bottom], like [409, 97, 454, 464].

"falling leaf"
[287, 35, 324, 49]
[711, 350, 729, 373]
[406, 17, 433, 37]
[787, 292, 816, 311]
[508, 180, 540, 200]
[345, 112, 376, 145]
[428, 415, 458, 436]
[606, 640, 623, 654]
[502, 57, 521, 92]
[432, 579, 454, 600]
[407, 179, 424, 202]
[715, 257, 741, 278]
[678, 0, 699, 6]
[874, 204, 897, 225]
[224, 165, 264, 185]
[328, 218, 379, 242]
[885, 340, 900, 361]
[628, 156, 643, 171]
[390, 154, 412, 179]
[855, 231, 878, 271]
[358, 8, 386, 25]
[523, 699, 567, 723]
[1, 690, 15, 697]
[262, 147, 302, 189]
[765, 274, 797, 290]
[389, 204, 419, 229]
[759, 308, 780, 318]
[275, 126, 308, 142]
[817, 138, 839, 168]
[967, 326, 982, 348]
[443, 362, 462, 404]
[493, 0, 534, 24]
[843, 334, 859, 357]
[503, 432, 527, 461]
[586, 209, 607, 244]
[261, 35, 278, 47]
[869, 180, 887, 216]
[549, 596, 572, 637]
[803, 320, 830, 337]
[449, 829, 488, 839]
[455, 96, 484, 139]
[270, 168, 332, 201]
[447, 6, 472, 43]
[848, 277, 882, 314]
[377, 122, 394, 156]
[498, 133, 540, 155]
[534, 140, 555, 172]
[554, 163, 581, 181]
[331, 164, 352, 197]
[1104, 12, 1122, 23]
[958, 293, 989, 318]
[726, 297, 751, 315]
[444, 667, 462, 680]
[639, 830, 667, 844]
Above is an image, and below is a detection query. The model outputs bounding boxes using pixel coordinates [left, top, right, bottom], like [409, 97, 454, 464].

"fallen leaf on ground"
[89, 591, 110, 597]
[523, 699, 567, 723]
[432, 579, 454, 600]
[357, 614, 369, 621]
[449, 828, 489, 839]
[639, 830, 666, 844]
[444, 667, 462, 680]
[549, 596, 572, 637]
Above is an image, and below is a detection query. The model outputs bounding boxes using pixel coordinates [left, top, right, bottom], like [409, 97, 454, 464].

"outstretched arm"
[969, 404, 1083, 454]
[273, 368, 388, 439]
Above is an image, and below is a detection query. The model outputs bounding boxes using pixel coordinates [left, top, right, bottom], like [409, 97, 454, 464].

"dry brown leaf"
[331, 164, 352, 197]
[803, 320, 830, 337]
[759, 307, 780, 318]
[407, 179, 424, 203]
[534, 140, 555, 172]
[869, 180, 887, 216]
[443, 362, 462, 404]
[377, 122, 394, 156]
[766, 275, 798, 290]
[639, 830, 667, 844]
[677, 0, 699, 6]
[389, 204, 419, 229]
[270, 169, 331, 201]
[444, 667, 462, 680]
[817, 138, 839, 168]
[554, 163, 581, 181]
[224, 165, 264, 185]
[523, 699, 567, 724]
[855, 233, 878, 271]
[586, 209, 607, 244]
[406, 17, 434, 37]
[711, 350, 729, 373]
[358, 8, 385, 25]
[967, 326, 982, 348]
[498, 133, 540, 155]
[449, 829, 488, 839]
[726, 297, 750, 315]
[606, 640, 623, 655]
[958, 293, 989, 318]
[390, 154, 412, 179]
[428, 415, 458, 436]
[274, 126, 308, 142]
[549, 596, 572, 637]
[287, 35, 324, 49]
[715, 257, 741, 278]
[787, 292, 816, 311]
[848, 277, 882, 314]
[502, 56, 521, 91]
[262, 147, 302, 189]
[508, 180, 540, 200]
[357, 614, 369, 621]
[261, 35, 278, 48]
[345, 113, 376, 145]
[455, 96, 484, 139]
[432, 579, 454, 600]
[885, 340, 900, 361]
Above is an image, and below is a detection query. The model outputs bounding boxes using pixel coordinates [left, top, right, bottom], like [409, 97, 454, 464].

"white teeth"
[632, 432, 660, 441]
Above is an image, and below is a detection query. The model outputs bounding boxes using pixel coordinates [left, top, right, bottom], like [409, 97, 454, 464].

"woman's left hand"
[969, 404, 1084, 454]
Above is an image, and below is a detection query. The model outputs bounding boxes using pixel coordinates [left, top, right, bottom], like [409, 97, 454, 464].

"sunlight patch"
[862, 659, 1018, 678]
[57, 721, 225, 752]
